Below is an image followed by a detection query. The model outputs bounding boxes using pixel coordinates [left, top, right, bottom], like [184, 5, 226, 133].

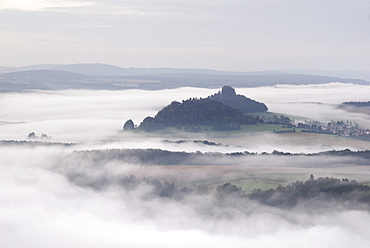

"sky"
[0, 0, 370, 71]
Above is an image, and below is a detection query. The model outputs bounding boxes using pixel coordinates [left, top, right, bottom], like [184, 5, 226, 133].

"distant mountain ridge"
[4, 69, 89, 80]
[1, 63, 369, 92]
[0, 63, 284, 77]
[280, 69, 370, 82]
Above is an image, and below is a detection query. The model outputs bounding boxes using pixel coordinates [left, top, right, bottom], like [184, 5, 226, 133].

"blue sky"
[1, 0, 369, 71]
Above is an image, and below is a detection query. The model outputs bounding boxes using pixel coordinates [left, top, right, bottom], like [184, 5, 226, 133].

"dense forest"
[138, 98, 262, 131]
[208, 85, 268, 113]
[248, 175, 370, 208]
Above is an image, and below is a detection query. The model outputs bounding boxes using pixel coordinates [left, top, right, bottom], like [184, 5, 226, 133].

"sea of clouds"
[1, 83, 370, 247]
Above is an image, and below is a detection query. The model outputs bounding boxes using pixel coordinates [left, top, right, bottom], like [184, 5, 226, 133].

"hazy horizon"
[2, 62, 370, 74]
[1, 1, 370, 247]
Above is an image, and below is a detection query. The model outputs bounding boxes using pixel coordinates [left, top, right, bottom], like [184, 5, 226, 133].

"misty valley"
[1, 80, 370, 247]
[2, 0, 370, 245]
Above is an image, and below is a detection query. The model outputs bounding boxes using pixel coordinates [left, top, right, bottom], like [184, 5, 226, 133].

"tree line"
[69, 148, 370, 166]
[72, 173, 370, 209]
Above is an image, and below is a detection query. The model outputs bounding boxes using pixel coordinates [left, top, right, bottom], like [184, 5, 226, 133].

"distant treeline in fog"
[0, 140, 75, 147]
[248, 175, 370, 208]
[341, 101, 370, 107]
[66, 148, 370, 165]
[68, 172, 370, 210]
[3, 140, 370, 162]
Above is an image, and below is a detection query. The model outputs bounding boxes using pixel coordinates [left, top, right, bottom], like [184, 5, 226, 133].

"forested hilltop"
[125, 86, 267, 132]
[138, 98, 262, 131]
[208, 85, 268, 113]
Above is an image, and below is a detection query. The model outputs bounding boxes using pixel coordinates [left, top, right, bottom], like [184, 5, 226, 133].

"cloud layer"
[1, 145, 370, 248]
[1, 84, 370, 149]
[1, 84, 370, 247]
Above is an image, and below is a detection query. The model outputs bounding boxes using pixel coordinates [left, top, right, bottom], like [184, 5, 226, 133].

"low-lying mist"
[239, 83, 370, 127]
[0, 88, 215, 142]
[1, 145, 370, 248]
[1, 83, 370, 145]
[1, 83, 370, 247]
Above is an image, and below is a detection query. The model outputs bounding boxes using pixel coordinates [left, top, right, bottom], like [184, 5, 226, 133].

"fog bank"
[1, 84, 370, 247]
[1, 83, 370, 151]
[1, 145, 370, 248]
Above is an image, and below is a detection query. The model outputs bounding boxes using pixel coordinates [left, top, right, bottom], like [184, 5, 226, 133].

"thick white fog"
[1, 83, 370, 247]
[239, 83, 370, 126]
[1, 83, 370, 152]
[1, 83, 370, 140]
[0, 88, 212, 142]
[1, 146, 370, 248]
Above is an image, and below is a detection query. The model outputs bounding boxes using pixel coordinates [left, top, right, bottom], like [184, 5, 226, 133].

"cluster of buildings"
[296, 120, 370, 140]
